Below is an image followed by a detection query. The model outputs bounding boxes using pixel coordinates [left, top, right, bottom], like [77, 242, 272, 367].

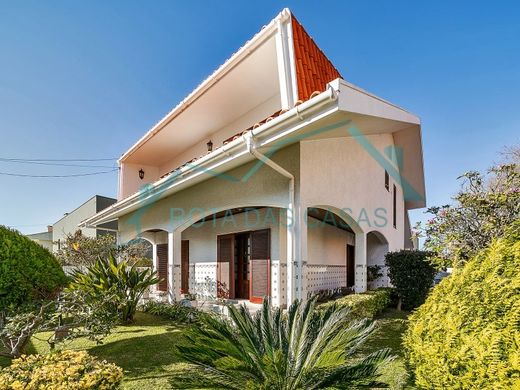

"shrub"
[0, 226, 67, 310]
[404, 223, 520, 389]
[0, 350, 123, 389]
[69, 255, 160, 323]
[385, 250, 436, 310]
[174, 296, 394, 389]
[319, 288, 391, 319]
[140, 300, 199, 324]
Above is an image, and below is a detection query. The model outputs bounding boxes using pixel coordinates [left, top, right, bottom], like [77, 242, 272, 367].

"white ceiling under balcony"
[123, 34, 281, 166]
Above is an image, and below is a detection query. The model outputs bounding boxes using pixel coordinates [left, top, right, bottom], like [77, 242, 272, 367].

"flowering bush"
[0, 350, 123, 389]
[416, 161, 520, 268]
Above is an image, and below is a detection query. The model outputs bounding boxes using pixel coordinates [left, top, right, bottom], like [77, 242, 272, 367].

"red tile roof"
[291, 15, 342, 102]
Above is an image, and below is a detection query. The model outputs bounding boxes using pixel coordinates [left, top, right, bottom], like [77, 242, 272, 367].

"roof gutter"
[82, 84, 338, 228]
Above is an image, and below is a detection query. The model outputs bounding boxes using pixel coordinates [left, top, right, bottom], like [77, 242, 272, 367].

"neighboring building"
[53, 195, 118, 252]
[26, 225, 53, 251]
[84, 9, 426, 307]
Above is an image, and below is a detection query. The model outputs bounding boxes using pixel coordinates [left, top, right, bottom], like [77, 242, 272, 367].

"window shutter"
[250, 229, 270, 303]
[156, 243, 168, 292]
[217, 234, 234, 298]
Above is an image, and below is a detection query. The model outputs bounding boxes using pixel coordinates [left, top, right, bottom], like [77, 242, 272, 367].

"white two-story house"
[84, 9, 426, 307]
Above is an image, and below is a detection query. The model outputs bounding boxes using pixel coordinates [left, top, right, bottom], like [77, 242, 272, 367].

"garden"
[1, 148, 519, 389]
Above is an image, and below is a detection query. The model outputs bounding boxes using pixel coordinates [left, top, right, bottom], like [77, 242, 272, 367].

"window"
[393, 184, 397, 228]
[385, 170, 389, 191]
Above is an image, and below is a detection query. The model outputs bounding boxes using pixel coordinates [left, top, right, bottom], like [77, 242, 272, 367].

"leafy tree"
[416, 152, 519, 268]
[0, 225, 67, 310]
[0, 288, 118, 358]
[69, 255, 160, 322]
[404, 221, 520, 389]
[56, 230, 151, 267]
[385, 250, 436, 311]
[173, 296, 394, 389]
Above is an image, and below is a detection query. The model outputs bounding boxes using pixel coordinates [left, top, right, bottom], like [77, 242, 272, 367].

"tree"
[0, 288, 118, 358]
[416, 149, 519, 268]
[404, 221, 520, 389]
[385, 250, 436, 311]
[173, 296, 394, 389]
[0, 225, 67, 310]
[56, 230, 151, 267]
[69, 255, 160, 323]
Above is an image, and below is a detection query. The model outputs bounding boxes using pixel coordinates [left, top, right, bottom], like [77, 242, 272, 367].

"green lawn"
[1, 312, 188, 389]
[359, 308, 415, 390]
[1, 309, 414, 389]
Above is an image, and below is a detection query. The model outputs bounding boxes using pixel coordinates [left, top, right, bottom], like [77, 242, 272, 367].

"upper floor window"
[385, 170, 389, 191]
[393, 184, 397, 228]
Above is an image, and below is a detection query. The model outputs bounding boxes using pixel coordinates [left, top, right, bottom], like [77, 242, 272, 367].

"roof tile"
[291, 15, 342, 101]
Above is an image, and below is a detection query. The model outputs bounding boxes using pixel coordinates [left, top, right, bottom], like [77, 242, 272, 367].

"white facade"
[84, 9, 426, 307]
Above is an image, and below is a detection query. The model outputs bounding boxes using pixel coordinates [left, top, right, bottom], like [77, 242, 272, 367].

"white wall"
[182, 208, 282, 263]
[307, 216, 354, 266]
[299, 134, 403, 250]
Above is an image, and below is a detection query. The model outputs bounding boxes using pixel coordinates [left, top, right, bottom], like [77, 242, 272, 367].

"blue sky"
[1, 1, 519, 234]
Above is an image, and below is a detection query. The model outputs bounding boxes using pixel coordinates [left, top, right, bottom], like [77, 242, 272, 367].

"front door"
[181, 240, 189, 293]
[346, 244, 355, 288]
[234, 233, 250, 299]
[217, 229, 270, 303]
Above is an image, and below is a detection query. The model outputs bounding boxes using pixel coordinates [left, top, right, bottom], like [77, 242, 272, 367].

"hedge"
[385, 250, 436, 310]
[0, 226, 67, 309]
[404, 222, 520, 389]
[319, 288, 391, 319]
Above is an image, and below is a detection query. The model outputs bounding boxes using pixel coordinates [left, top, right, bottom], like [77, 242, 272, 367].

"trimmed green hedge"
[385, 250, 436, 310]
[0, 226, 67, 310]
[319, 288, 391, 319]
[404, 222, 520, 389]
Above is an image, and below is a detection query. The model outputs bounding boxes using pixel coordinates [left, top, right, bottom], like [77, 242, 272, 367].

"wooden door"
[346, 244, 355, 288]
[249, 229, 270, 304]
[156, 243, 168, 292]
[181, 240, 189, 294]
[217, 234, 234, 299]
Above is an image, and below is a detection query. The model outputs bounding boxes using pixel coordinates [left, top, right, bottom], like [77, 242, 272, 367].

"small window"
[385, 170, 389, 191]
[57, 239, 61, 250]
[393, 184, 397, 228]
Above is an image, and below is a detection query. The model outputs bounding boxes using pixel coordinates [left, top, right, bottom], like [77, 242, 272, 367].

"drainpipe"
[244, 132, 297, 306]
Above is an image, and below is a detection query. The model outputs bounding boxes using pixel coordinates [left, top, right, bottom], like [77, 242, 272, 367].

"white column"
[168, 230, 182, 303]
[354, 232, 367, 293]
[290, 205, 308, 303]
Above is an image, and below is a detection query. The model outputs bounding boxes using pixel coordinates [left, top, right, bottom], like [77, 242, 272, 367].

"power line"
[0, 157, 118, 162]
[0, 168, 118, 178]
[0, 159, 116, 168]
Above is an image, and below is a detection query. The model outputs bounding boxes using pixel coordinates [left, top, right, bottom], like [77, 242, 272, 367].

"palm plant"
[174, 296, 394, 389]
[69, 255, 160, 322]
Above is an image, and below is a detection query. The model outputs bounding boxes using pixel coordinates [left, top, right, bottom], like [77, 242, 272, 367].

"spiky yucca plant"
[174, 296, 393, 389]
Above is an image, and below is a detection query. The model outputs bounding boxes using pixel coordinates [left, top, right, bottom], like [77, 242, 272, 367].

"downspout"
[244, 132, 297, 305]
